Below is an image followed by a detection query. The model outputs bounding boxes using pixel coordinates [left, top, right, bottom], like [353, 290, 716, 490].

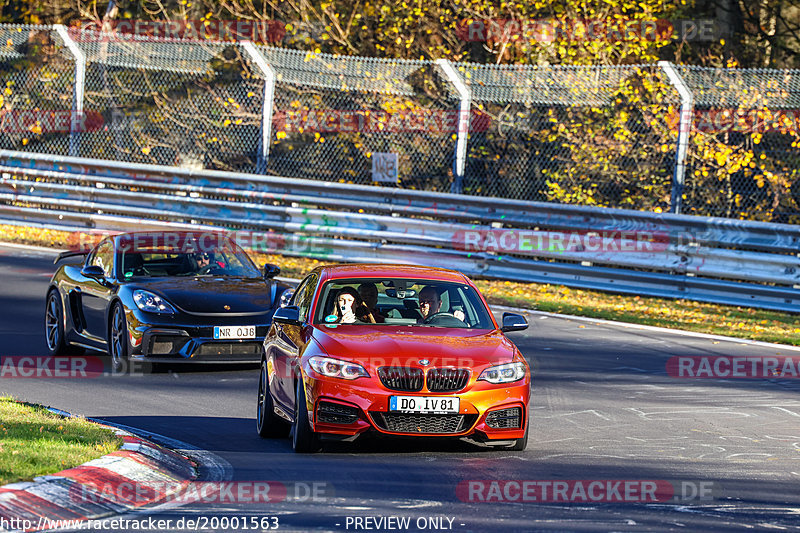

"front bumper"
[126, 310, 271, 363]
[302, 372, 530, 441]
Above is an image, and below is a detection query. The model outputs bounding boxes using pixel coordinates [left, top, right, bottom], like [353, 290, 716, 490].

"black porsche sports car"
[45, 231, 291, 370]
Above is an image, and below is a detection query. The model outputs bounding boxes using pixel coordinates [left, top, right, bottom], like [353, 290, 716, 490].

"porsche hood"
[130, 277, 272, 315]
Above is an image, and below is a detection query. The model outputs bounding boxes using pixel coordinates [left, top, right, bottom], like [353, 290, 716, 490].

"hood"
[131, 277, 271, 315]
[311, 325, 519, 371]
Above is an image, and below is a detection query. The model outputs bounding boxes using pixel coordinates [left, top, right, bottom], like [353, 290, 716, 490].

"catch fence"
[2, 24, 800, 221]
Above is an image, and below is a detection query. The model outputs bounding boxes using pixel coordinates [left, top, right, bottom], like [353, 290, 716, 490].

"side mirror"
[263, 263, 281, 279]
[81, 265, 107, 280]
[501, 312, 528, 333]
[279, 289, 295, 308]
[273, 305, 301, 325]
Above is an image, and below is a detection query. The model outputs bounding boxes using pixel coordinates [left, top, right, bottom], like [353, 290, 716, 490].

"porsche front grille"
[426, 368, 470, 392]
[147, 335, 189, 355]
[370, 412, 478, 434]
[194, 342, 261, 357]
[377, 367, 424, 391]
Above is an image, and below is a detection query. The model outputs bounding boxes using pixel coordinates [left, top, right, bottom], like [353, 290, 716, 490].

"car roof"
[317, 264, 469, 283]
[114, 230, 229, 241]
[111, 230, 234, 250]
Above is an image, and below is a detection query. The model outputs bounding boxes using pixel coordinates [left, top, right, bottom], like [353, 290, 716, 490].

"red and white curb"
[0, 423, 197, 533]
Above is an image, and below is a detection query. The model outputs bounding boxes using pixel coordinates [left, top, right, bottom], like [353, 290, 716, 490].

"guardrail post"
[436, 59, 471, 195]
[54, 25, 86, 158]
[242, 42, 276, 174]
[658, 61, 693, 215]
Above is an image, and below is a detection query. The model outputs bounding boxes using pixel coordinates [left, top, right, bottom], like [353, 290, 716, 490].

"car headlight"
[308, 356, 369, 380]
[478, 362, 526, 384]
[133, 290, 176, 314]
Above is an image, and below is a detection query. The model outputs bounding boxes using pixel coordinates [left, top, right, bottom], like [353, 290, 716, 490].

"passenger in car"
[334, 287, 376, 324]
[358, 283, 385, 323]
[124, 253, 145, 277]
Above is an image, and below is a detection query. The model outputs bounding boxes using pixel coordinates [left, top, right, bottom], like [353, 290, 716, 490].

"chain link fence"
[1, 23, 800, 222]
[461, 63, 679, 211]
[257, 47, 459, 189]
[75, 29, 264, 172]
[0, 25, 76, 156]
[678, 66, 800, 222]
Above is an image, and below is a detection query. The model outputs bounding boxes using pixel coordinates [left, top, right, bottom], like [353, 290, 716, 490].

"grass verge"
[0, 397, 123, 485]
[2, 223, 798, 346]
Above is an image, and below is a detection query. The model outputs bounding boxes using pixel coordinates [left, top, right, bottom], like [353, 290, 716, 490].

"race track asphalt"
[1, 243, 799, 532]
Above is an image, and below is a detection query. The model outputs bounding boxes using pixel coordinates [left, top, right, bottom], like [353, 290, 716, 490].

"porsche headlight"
[308, 356, 369, 380]
[133, 290, 176, 314]
[478, 362, 526, 384]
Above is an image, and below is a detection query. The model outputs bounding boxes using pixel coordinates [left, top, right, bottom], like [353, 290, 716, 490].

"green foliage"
[3, 1, 800, 219]
[0, 397, 122, 485]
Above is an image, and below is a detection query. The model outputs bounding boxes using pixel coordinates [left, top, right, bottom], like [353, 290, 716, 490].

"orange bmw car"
[256, 264, 531, 452]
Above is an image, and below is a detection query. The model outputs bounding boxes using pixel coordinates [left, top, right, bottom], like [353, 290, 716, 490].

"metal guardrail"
[1, 149, 799, 312]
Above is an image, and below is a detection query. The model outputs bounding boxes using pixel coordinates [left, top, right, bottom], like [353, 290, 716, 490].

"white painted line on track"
[0, 241, 67, 255]
[493, 304, 800, 353]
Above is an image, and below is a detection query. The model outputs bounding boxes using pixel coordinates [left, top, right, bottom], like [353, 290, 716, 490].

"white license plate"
[213, 325, 256, 339]
[389, 396, 460, 414]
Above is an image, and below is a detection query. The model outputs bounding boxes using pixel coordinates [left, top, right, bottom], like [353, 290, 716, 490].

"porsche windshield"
[118, 238, 260, 279]
[312, 278, 495, 329]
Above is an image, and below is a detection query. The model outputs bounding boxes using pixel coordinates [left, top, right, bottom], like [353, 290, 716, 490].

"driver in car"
[418, 286, 466, 323]
[195, 252, 211, 269]
[195, 252, 225, 272]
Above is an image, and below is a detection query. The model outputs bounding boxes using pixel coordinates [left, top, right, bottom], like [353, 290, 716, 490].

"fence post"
[436, 59, 471, 195]
[658, 61, 693, 215]
[54, 25, 86, 158]
[242, 42, 276, 174]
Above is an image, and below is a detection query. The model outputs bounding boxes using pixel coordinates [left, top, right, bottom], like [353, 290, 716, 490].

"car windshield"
[312, 278, 495, 329]
[118, 235, 261, 279]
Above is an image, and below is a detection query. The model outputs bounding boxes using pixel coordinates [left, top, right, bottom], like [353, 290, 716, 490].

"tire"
[257, 361, 290, 438]
[108, 303, 130, 373]
[292, 377, 321, 453]
[45, 290, 83, 356]
[508, 420, 529, 451]
[45, 290, 67, 356]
